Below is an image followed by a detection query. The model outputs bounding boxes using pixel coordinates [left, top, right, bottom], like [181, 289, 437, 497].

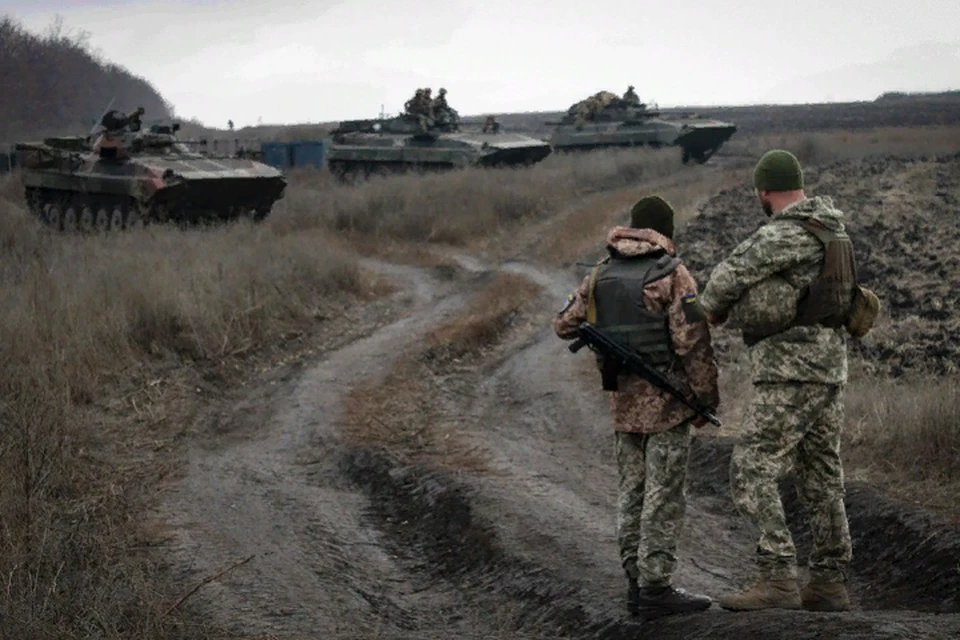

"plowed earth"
[159, 156, 960, 639]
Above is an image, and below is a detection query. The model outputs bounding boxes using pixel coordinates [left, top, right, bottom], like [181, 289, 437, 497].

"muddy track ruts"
[159, 247, 960, 637]
[339, 260, 960, 639]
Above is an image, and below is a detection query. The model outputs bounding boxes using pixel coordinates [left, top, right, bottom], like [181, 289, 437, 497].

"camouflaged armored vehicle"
[547, 91, 737, 163]
[325, 112, 552, 178]
[14, 107, 286, 231]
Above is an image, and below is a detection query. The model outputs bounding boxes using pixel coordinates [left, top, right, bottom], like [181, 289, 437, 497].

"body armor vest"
[787, 217, 858, 330]
[586, 251, 680, 389]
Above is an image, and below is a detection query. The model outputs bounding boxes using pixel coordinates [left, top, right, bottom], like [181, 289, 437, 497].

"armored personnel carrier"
[325, 111, 552, 178]
[547, 91, 737, 163]
[14, 107, 287, 231]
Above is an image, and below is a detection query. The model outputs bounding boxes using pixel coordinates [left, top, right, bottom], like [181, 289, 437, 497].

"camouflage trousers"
[616, 422, 692, 587]
[731, 382, 852, 582]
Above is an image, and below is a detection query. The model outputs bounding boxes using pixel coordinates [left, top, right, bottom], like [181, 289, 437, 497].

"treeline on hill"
[0, 15, 171, 143]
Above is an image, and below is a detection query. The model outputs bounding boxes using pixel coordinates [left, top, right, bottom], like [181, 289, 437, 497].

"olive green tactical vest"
[787, 217, 858, 330]
[587, 251, 680, 368]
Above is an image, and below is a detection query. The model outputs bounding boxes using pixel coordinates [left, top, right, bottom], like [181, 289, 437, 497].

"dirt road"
[159, 162, 960, 639]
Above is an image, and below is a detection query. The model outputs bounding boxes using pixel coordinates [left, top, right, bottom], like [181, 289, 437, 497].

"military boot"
[634, 585, 713, 619]
[801, 581, 851, 612]
[719, 579, 802, 611]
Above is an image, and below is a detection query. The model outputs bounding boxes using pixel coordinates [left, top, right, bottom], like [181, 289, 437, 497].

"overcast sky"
[8, 0, 960, 128]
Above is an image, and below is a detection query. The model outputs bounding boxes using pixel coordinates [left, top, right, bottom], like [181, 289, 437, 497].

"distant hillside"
[0, 16, 171, 143]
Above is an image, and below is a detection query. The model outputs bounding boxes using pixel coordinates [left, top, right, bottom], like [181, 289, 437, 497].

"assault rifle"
[568, 322, 722, 427]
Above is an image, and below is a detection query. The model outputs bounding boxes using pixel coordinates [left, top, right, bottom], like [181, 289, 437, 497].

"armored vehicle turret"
[14, 107, 287, 231]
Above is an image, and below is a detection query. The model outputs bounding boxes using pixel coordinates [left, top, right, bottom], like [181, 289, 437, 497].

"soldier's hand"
[707, 311, 728, 327]
[691, 415, 710, 428]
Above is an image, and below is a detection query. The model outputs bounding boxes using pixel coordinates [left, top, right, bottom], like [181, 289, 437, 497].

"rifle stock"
[568, 322, 721, 427]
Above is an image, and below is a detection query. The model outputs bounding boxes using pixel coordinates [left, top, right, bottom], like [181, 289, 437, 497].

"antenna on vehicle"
[379, 103, 386, 120]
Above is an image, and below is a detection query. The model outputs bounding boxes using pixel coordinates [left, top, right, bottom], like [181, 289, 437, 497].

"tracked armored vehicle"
[547, 91, 737, 163]
[326, 112, 552, 178]
[14, 107, 286, 231]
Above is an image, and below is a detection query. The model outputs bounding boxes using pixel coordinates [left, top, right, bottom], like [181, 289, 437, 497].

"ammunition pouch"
[845, 285, 880, 338]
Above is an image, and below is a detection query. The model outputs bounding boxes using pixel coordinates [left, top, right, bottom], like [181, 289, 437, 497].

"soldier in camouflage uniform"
[699, 150, 857, 613]
[554, 196, 720, 619]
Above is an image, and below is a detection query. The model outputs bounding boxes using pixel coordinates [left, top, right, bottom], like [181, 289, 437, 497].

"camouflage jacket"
[700, 196, 849, 385]
[554, 227, 720, 434]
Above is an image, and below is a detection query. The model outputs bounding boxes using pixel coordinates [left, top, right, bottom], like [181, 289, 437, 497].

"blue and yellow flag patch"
[557, 292, 576, 314]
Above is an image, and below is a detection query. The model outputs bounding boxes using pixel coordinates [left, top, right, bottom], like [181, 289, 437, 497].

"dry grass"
[721, 125, 960, 166]
[344, 273, 545, 472]
[528, 168, 746, 266]
[425, 273, 543, 361]
[0, 178, 379, 638]
[4, 115, 958, 635]
[844, 375, 960, 515]
[268, 147, 682, 246]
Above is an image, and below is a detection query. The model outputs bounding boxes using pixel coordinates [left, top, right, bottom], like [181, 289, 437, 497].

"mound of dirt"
[679, 152, 960, 376]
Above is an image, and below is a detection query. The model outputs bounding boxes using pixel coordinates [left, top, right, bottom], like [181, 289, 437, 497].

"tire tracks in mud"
[158, 259, 501, 638]
[339, 259, 960, 639]
[159, 252, 960, 638]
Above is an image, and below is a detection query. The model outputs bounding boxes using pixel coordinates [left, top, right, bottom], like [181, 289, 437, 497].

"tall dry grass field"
[0, 176, 372, 638]
[269, 147, 684, 244]
[720, 125, 960, 165]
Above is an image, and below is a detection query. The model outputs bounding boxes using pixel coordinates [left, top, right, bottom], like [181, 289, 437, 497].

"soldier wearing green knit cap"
[700, 149, 876, 614]
[553, 194, 720, 620]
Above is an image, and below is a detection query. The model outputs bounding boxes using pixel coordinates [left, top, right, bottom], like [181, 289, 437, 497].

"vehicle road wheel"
[125, 207, 144, 229]
[79, 206, 95, 233]
[47, 205, 64, 230]
[109, 206, 125, 230]
[95, 207, 111, 232]
[63, 206, 79, 232]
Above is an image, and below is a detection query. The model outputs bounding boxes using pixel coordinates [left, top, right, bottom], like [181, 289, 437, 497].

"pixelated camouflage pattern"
[617, 424, 693, 587]
[731, 382, 852, 582]
[726, 275, 799, 337]
[700, 196, 850, 384]
[554, 226, 720, 433]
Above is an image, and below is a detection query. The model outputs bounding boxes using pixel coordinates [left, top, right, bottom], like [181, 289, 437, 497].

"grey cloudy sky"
[9, 0, 960, 128]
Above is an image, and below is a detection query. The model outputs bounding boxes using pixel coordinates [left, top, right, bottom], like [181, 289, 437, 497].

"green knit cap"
[629, 195, 674, 238]
[754, 149, 804, 191]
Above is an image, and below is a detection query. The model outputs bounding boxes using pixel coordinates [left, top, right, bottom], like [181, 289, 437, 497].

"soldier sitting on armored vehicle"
[403, 87, 438, 133]
[431, 88, 461, 131]
[623, 85, 641, 106]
